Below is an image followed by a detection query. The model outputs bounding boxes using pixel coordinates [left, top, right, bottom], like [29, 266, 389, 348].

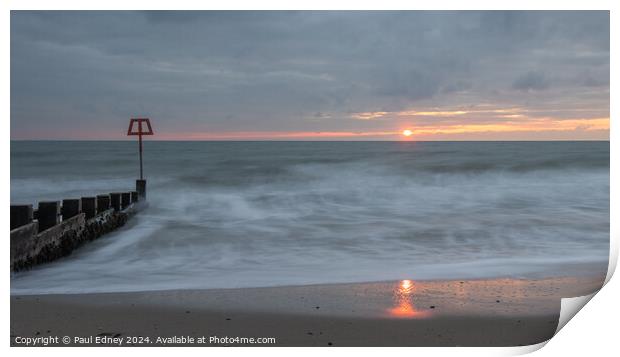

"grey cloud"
[10, 11, 609, 138]
[512, 71, 549, 91]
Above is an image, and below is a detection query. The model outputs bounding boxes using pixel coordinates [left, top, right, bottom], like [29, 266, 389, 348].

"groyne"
[10, 179, 147, 272]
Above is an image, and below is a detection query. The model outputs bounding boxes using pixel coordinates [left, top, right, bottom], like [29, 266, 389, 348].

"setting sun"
[402, 129, 413, 137]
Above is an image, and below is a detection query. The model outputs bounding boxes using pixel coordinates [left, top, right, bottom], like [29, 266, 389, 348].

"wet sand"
[10, 275, 605, 347]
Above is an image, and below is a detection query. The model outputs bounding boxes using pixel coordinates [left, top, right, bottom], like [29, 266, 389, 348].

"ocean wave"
[10, 141, 609, 293]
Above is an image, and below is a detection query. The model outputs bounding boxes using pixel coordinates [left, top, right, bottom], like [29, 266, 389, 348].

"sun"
[402, 129, 413, 137]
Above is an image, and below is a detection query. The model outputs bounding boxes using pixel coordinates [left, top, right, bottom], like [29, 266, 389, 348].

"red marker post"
[127, 118, 154, 199]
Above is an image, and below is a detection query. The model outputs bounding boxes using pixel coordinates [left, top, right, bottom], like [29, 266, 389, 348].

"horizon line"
[9, 139, 611, 142]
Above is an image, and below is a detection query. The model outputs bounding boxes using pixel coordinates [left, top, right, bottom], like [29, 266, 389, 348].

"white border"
[3, 2, 617, 357]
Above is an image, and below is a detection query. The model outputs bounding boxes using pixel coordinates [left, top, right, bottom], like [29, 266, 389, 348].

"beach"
[10, 275, 605, 347]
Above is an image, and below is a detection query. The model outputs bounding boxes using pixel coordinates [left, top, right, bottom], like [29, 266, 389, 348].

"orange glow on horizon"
[154, 130, 399, 140]
[150, 117, 608, 141]
[16, 115, 607, 141]
[407, 117, 609, 135]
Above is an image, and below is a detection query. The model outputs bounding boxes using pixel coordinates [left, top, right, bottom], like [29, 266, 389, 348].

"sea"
[10, 141, 610, 294]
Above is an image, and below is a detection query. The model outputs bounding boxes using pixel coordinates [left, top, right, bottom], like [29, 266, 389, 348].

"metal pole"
[138, 121, 144, 180]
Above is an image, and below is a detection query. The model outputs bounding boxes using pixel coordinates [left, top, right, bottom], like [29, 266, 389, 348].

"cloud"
[10, 11, 610, 139]
[351, 112, 389, 120]
[512, 71, 549, 91]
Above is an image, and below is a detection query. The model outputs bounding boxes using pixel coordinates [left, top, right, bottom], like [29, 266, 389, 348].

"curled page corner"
[507, 340, 549, 355]
[542, 247, 616, 349]
[512, 292, 599, 355]
[555, 292, 597, 335]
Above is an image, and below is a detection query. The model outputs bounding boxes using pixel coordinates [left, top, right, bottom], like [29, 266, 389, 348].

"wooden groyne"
[10, 179, 148, 272]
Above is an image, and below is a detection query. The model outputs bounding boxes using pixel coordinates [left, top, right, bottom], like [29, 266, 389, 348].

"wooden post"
[97, 194, 111, 213]
[131, 191, 138, 203]
[136, 179, 146, 200]
[38, 201, 61, 232]
[110, 193, 122, 211]
[81, 197, 97, 219]
[121, 192, 131, 209]
[10, 205, 33, 230]
[61, 199, 82, 220]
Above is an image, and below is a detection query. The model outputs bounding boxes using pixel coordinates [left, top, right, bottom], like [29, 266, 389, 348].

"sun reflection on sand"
[387, 280, 432, 318]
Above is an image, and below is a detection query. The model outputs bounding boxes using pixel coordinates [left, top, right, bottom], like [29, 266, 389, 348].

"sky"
[10, 11, 610, 141]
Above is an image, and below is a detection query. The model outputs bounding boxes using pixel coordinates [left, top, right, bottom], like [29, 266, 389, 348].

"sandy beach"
[10, 275, 605, 347]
